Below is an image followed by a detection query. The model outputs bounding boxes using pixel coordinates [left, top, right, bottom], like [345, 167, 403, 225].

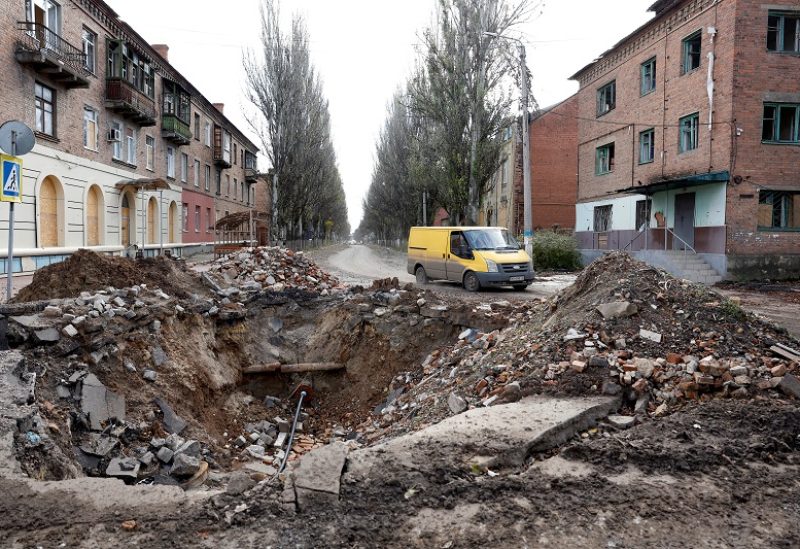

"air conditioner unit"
[107, 128, 121, 142]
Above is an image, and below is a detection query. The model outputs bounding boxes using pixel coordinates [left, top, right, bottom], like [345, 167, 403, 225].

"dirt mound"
[13, 249, 202, 302]
[363, 253, 800, 441]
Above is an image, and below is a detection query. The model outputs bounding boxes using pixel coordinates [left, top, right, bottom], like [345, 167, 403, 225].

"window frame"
[767, 11, 800, 53]
[596, 80, 616, 117]
[125, 127, 136, 165]
[83, 106, 98, 151]
[679, 112, 700, 153]
[639, 128, 655, 164]
[640, 57, 656, 96]
[194, 205, 201, 233]
[166, 146, 175, 179]
[762, 103, 800, 143]
[34, 82, 55, 137]
[182, 203, 189, 232]
[593, 205, 613, 233]
[681, 30, 702, 75]
[194, 113, 201, 140]
[204, 165, 211, 191]
[180, 152, 189, 183]
[194, 159, 200, 187]
[758, 190, 800, 231]
[111, 120, 123, 160]
[595, 142, 615, 175]
[82, 27, 97, 73]
[204, 120, 211, 147]
[145, 135, 155, 170]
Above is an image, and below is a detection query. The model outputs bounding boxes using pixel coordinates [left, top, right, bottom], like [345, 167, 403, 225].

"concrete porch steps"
[636, 250, 723, 285]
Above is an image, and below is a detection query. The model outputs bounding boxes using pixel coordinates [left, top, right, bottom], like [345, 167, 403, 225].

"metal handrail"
[16, 21, 88, 75]
[623, 229, 646, 251]
[664, 227, 696, 254]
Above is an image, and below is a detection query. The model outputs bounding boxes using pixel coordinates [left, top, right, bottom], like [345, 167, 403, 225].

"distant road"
[310, 244, 574, 299]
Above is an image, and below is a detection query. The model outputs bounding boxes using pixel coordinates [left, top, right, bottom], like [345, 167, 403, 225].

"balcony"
[244, 152, 258, 181]
[213, 126, 232, 168]
[15, 22, 89, 89]
[105, 78, 157, 127]
[161, 114, 191, 145]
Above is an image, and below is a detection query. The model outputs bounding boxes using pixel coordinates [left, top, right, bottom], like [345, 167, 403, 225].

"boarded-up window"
[147, 197, 158, 244]
[40, 177, 59, 247]
[87, 186, 102, 246]
[759, 191, 800, 230]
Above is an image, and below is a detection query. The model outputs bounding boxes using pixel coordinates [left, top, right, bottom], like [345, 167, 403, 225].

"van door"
[446, 231, 473, 282]
[424, 230, 448, 280]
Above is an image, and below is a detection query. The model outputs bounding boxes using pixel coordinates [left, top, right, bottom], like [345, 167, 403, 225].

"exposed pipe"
[277, 390, 307, 475]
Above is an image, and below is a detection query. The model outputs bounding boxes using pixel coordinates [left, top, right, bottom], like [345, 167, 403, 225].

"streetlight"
[484, 32, 534, 272]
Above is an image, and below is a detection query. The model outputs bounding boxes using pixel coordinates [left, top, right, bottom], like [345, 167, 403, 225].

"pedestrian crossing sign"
[0, 155, 22, 203]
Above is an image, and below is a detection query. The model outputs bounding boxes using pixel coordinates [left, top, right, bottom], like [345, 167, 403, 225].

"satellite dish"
[0, 121, 36, 156]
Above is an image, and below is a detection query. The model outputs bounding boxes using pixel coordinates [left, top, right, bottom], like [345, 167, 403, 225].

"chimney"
[213, 103, 225, 114]
[151, 44, 169, 61]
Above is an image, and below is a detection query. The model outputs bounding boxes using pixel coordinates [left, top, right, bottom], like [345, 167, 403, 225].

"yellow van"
[407, 226, 534, 291]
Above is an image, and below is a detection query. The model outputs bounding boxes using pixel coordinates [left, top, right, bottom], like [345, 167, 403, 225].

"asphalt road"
[311, 244, 575, 299]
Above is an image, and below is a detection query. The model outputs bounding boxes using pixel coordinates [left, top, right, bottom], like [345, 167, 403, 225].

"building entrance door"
[673, 192, 695, 250]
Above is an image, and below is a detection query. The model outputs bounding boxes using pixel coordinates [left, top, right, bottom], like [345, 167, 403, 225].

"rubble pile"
[13, 249, 200, 302]
[361, 253, 800, 440]
[207, 247, 342, 296]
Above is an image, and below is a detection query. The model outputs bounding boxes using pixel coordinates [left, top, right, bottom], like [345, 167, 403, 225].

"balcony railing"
[105, 78, 157, 126]
[161, 114, 191, 145]
[15, 21, 89, 88]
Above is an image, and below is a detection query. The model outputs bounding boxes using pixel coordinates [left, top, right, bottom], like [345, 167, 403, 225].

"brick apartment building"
[479, 98, 578, 235]
[572, 0, 800, 280]
[0, 0, 259, 273]
[528, 94, 578, 231]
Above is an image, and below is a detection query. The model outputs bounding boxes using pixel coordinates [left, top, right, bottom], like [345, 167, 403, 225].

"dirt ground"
[3, 399, 799, 548]
[717, 280, 800, 339]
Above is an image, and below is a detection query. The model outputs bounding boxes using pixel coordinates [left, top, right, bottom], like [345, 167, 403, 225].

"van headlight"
[485, 259, 499, 273]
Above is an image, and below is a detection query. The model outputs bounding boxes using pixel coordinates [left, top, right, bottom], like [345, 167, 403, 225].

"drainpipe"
[707, 26, 717, 171]
[159, 189, 164, 255]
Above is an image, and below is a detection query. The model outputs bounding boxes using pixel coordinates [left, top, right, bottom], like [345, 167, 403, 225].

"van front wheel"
[415, 266, 428, 285]
[463, 272, 480, 292]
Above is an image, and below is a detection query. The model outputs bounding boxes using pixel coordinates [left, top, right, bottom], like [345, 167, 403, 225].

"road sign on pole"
[0, 155, 23, 203]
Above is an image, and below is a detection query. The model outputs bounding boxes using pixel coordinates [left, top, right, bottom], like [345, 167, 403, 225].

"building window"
[640, 57, 656, 95]
[83, 107, 98, 150]
[241, 182, 245, 202]
[194, 159, 200, 187]
[166, 146, 175, 178]
[181, 153, 188, 182]
[216, 170, 222, 195]
[206, 207, 212, 232]
[595, 143, 615, 175]
[233, 143, 238, 165]
[204, 165, 211, 191]
[227, 175, 232, 197]
[768, 11, 800, 53]
[182, 203, 188, 232]
[194, 113, 200, 140]
[82, 28, 96, 72]
[596, 81, 616, 117]
[125, 127, 136, 165]
[145, 135, 155, 170]
[758, 191, 800, 230]
[762, 103, 799, 143]
[111, 120, 123, 160]
[106, 40, 155, 98]
[681, 30, 702, 74]
[194, 205, 201, 232]
[593, 205, 612, 232]
[635, 199, 652, 230]
[639, 128, 655, 164]
[679, 113, 700, 152]
[233, 178, 238, 200]
[34, 82, 55, 136]
[204, 120, 211, 147]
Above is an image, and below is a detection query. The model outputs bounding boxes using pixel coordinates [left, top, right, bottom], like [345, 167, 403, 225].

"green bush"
[531, 230, 582, 271]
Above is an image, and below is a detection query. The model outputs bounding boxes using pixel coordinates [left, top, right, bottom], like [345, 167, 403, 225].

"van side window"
[450, 232, 470, 259]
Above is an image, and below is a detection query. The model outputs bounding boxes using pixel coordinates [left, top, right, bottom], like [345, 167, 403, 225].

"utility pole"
[484, 32, 534, 271]
[422, 190, 427, 226]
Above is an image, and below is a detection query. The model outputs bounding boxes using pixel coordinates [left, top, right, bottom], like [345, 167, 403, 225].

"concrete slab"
[81, 374, 126, 431]
[291, 441, 349, 510]
[346, 395, 619, 480]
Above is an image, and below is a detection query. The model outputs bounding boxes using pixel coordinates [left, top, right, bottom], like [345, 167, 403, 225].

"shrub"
[531, 230, 582, 271]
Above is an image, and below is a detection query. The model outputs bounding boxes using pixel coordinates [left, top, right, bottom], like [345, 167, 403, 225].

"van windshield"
[463, 229, 520, 251]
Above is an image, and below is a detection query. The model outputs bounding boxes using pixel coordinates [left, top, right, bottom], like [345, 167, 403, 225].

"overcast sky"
[106, 0, 654, 230]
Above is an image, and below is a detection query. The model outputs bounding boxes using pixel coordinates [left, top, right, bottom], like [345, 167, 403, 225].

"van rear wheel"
[463, 272, 480, 292]
[513, 284, 528, 291]
[415, 266, 428, 285]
